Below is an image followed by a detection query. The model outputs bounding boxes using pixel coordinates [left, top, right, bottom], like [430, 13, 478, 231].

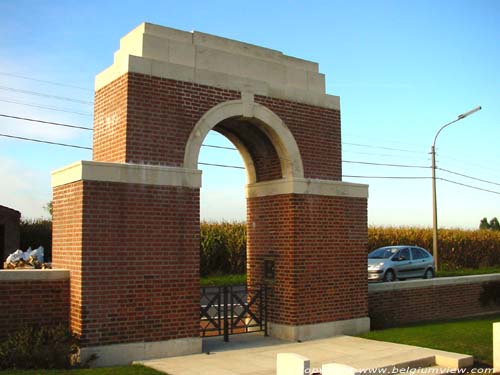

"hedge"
[19, 219, 52, 262]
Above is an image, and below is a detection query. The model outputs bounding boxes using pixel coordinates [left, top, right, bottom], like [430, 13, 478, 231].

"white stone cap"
[246, 178, 369, 198]
[0, 269, 69, 281]
[95, 22, 340, 110]
[276, 353, 310, 375]
[494, 322, 500, 372]
[369, 273, 500, 292]
[51, 160, 202, 188]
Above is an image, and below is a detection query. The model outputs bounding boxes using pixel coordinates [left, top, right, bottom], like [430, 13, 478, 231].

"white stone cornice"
[246, 178, 369, 198]
[51, 161, 201, 189]
[94, 22, 340, 110]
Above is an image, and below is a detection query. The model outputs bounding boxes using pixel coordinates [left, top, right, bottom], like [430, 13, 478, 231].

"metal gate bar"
[200, 285, 268, 341]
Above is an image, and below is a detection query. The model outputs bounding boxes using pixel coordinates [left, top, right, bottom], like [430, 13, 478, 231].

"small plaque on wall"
[264, 259, 275, 280]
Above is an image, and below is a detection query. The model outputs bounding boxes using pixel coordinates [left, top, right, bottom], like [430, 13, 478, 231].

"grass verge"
[0, 365, 166, 375]
[200, 273, 246, 287]
[359, 314, 500, 366]
[438, 267, 500, 277]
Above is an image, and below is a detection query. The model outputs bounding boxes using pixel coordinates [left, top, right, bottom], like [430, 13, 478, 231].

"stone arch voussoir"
[183, 97, 304, 183]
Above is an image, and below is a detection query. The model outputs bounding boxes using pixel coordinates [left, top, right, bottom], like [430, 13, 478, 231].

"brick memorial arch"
[51, 23, 369, 366]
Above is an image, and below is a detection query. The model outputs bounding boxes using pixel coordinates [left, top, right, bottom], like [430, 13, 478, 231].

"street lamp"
[431, 105, 481, 271]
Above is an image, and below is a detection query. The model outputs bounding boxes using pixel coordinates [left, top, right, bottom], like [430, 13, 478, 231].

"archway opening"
[198, 113, 287, 342]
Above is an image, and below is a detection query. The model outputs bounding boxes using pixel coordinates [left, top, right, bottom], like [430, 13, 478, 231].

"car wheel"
[384, 269, 396, 282]
[423, 268, 434, 279]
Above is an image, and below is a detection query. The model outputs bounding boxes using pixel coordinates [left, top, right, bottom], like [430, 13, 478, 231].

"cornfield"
[200, 221, 500, 274]
[200, 221, 246, 276]
[368, 226, 500, 269]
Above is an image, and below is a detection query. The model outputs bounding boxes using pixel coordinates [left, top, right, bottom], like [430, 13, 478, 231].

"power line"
[437, 167, 500, 187]
[201, 140, 425, 156]
[198, 162, 245, 169]
[343, 160, 430, 169]
[0, 71, 93, 92]
[343, 175, 430, 179]
[0, 85, 93, 105]
[201, 144, 237, 150]
[438, 177, 500, 196]
[0, 97, 93, 116]
[0, 113, 92, 131]
[0, 133, 92, 150]
[437, 154, 500, 177]
[343, 149, 431, 161]
[343, 142, 424, 154]
[343, 132, 427, 151]
[1, 132, 498, 196]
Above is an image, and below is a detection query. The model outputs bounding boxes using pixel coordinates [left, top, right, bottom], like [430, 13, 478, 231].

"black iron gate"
[200, 285, 268, 341]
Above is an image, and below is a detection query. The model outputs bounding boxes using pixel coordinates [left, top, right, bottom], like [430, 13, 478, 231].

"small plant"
[0, 325, 78, 369]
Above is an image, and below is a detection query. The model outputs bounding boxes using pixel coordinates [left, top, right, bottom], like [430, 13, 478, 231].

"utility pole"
[431, 106, 481, 271]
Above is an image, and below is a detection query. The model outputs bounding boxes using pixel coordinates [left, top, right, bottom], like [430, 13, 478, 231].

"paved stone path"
[139, 333, 472, 375]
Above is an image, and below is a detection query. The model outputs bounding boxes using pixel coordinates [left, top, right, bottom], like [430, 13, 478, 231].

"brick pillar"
[52, 161, 202, 366]
[247, 179, 369, 341]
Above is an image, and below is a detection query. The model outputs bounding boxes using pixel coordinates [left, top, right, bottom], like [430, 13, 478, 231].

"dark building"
[0, 205, 21, 267]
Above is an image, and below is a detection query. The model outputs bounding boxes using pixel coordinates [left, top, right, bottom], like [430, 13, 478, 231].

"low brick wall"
[368, 274, 500, 329]
[0, 269, 70, 339]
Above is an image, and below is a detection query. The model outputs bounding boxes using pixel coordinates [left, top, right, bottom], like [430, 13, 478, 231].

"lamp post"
[431, 106, 481, 271]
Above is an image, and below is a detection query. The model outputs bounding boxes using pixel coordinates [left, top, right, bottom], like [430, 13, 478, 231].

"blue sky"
[0, 0, 498, 228]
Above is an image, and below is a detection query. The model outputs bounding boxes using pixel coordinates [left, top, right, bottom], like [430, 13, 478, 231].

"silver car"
[368, 246, 435, 282]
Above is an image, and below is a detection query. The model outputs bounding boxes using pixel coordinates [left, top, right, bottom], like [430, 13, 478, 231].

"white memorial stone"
[494, 322, 500, 372]
[276, 353, 310, 375]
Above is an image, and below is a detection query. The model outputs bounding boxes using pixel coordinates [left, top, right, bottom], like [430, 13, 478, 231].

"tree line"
[480, 217, 500, 231]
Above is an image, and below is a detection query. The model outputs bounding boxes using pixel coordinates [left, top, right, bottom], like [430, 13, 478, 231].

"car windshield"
[368, 248, 399, 259]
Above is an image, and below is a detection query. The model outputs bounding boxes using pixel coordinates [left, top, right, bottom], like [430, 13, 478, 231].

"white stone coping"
[269, 317, 370, 341]
[246, 178, 369, 198]
[82, 337, 202, 367]
[369, 273, 500, 292]
[95, 23, 341, 110]
[51, 160, 202, 188]
[0, 269, 69, 281]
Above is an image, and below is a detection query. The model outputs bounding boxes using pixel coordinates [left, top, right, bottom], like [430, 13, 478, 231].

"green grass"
[437, 267, 500, 277]
[0, 365, 165, 375]
[200, 273, 246, 286]
[200, 267, 500, 286]
[359, 314, 500, 366]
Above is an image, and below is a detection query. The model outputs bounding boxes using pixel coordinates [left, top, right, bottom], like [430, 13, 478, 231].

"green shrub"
[479, 281, 500, 307]
[19, 219, 52, 262]
[0, 325, 78, 369]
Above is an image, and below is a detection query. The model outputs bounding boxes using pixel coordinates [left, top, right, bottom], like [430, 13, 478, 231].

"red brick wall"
[93, 74, 128, 163]
[368, 278, 500, 329]
[92, 73, 342, 182]
[247, 194, 368, 326]
[255, 95, 342, 180]
[53, 180, 200, 347]
[0, 277, 69, 340]
[53, 182, 84, 336]
[93, 73, 240, 166]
